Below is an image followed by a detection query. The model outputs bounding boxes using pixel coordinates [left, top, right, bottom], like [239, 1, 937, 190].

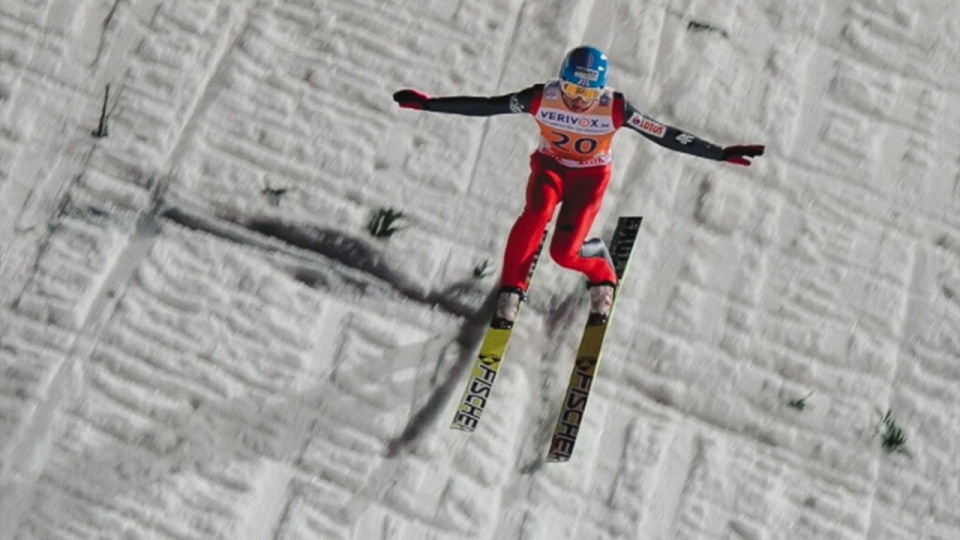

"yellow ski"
[547, 216, 642, 461]
[450, 230, 547, 432]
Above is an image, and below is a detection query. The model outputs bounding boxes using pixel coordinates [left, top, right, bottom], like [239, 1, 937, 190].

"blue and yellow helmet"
[559, 46, 609, 89]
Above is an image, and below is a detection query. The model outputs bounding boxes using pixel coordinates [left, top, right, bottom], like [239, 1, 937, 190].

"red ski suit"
[402, 81, 731, 292]
[502, 82, 624, 291]
[501, 152, 615, 291]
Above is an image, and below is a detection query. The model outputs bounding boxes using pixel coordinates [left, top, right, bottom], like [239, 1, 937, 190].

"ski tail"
[546, 216, 642, 461]
[450, 229, 548, 432]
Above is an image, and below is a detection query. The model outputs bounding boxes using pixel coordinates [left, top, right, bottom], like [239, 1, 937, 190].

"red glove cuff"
[394, 89, 430, 110]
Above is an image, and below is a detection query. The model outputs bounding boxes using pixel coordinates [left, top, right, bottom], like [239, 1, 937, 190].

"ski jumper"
[418, 83, 727, 292]
[499, 82, 620, 290]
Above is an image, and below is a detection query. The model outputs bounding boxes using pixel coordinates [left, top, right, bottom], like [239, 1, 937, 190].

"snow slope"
[1, 0, 958, 538]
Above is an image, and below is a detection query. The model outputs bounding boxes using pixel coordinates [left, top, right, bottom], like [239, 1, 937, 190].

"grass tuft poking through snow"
[877, 409, 909, 457]
[261, 186, 290, 206]
[787, 392, 814, 411]
[368, 207, 407, 239]
[473, 259, 493, 279]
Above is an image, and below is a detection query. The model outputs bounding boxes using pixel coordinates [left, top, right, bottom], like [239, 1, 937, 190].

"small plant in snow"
[368, 207, 406, 239]
[876, 409, 909, 456]
[262, 186, 289, 206]
[787, 392, 813, 411]
[473, 260, 492, 279]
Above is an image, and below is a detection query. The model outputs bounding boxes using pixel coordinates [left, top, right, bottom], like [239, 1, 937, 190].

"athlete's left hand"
[722, 145, 765, 166]
[393, 89, 430, 110]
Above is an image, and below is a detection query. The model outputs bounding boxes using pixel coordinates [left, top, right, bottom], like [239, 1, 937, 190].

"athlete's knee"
[549, 235, 579, 268]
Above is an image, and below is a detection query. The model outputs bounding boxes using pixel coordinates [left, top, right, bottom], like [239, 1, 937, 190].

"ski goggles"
[560, 81, 603, 101]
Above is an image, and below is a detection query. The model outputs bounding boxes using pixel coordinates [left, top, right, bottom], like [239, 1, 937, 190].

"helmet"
[559, 46, 608, 89]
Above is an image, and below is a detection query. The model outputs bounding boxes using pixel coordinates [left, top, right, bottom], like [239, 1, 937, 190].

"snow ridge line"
[159, 0, 259, 177]
[0, 195, 165, 536]
[462, 0, 529, 199]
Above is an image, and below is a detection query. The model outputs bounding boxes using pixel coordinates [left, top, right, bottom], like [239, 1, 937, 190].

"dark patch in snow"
[161, 204, 492, 319]
[687, 20, 729, 39]
[694, 175, 713, 226]
[245, 219, 389, 277]
[386, 285, 500, 457]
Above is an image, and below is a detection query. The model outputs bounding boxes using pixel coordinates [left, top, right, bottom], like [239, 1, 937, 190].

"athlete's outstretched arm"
[393, 85, 542, 116]
[618, 95, 765, 166]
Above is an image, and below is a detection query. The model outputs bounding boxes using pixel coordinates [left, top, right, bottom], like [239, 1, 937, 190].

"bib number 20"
[550, 131, 598, 155]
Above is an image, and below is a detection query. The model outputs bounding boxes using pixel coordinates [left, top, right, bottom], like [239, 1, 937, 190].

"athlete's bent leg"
[499, 156, 564, 292]
[549, 164, 617, 285]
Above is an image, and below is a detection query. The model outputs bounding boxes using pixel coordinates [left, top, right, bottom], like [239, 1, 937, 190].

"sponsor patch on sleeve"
[628, 112, 666, 138]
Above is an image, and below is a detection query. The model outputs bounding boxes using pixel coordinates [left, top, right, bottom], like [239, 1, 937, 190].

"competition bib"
[534, 81, 617, 167]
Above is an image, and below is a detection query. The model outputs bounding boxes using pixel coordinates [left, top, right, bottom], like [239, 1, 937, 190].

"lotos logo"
[628, 113, 665, 138]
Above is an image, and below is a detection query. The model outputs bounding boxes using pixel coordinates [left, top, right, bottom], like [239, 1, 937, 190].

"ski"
[450, 230, 548, 432]
[546, 216, 643, 462]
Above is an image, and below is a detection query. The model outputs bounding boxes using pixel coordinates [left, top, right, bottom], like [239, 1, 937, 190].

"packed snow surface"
[1, 0, 958, 538]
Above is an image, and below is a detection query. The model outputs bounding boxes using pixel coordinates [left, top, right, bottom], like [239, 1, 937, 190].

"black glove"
[721, 144, 765, 166]
[393, 89, 430, 110]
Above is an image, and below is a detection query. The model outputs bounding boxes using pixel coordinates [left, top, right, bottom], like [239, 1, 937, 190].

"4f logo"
[676, 133, 695, 145]
[509, 95, 523, 113]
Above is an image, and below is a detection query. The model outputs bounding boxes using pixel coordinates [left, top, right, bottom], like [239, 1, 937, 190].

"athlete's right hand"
[393, 89, 430, 110]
